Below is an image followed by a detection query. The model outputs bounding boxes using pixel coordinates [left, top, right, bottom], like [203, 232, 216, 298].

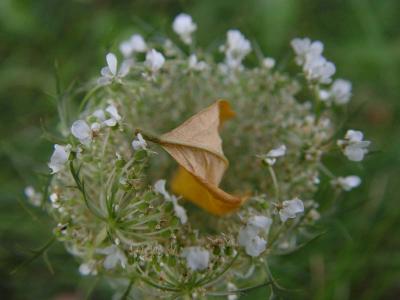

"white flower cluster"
[278, 198, 305, 222]
[291, 38, 336, 84]
[338, 129, 370, 161]
[48, 144, 71, 174]
[239, 216, 272, 257]
[320, 79, 352, 105]
[24, 186, 42, 207]
[220, 30, 251, 70]
[181, 246, 210, 271]
[98, 53, 130, 85]
[172, 13, 197, 45]
[261, 144, 286, 166]
[27, 13, 371, 299]
[119, 34, 147, 57]
[154, 179, 188, 224]
[332, 175, 361, 191]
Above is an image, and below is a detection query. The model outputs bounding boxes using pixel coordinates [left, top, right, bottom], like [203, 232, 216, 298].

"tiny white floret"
[154, 179, 188, 224]
[262, 57, 276, 69]
[79, 260, 98, 276]
[181, 246, 210, 271]
[119, 34, 147, 57]
[98, 53, 129, 85]
[279, 198, 304, 222]
[263, 144, 286, 165]
[48, 144, 71, 174]
[331, 79, 352, 105]
[145, 49, 165, 73]
[222, 30, 251, 70]
[188, 54, 208, 71]
[334, 175, 361, 191]
[337, 130, 370, 161]
[103, 104, 122, 127]
[172, 13, 197, 44]
[131, 133, 147, 151]
[24, 186, 42, 206]
[97, 245, 127, 270]
[71, 120, 92, 145]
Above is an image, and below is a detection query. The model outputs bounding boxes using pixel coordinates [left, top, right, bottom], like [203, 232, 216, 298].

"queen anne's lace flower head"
[32, 14, 370, 299]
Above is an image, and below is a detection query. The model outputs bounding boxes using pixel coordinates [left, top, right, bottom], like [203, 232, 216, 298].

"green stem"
[79, 85, 101, 112]
[268, 166, 280, 201]
[11, 236, 57, 275]
[120, 280, 134, 300]
[135, 128, 161, 144]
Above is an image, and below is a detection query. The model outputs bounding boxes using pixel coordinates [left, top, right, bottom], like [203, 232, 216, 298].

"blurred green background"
[1, 0, 399, 299]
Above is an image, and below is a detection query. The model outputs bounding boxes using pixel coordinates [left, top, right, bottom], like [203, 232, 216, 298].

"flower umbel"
[30, 13, 370, 299]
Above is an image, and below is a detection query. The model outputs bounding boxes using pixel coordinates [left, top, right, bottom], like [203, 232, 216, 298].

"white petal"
[280, 198, 304, 222]
[130, 34, 147, 52]
[91, 122, 101, 132]
[238, 225, 258, 246]
[24, 186, 35, 198]
[105, 105, 121, 121]
[119, 40, 133, 57]
[181, 247, 209, 271]
[263, 57, 275, 69]
[48, 144, 70, 173]
[92, 109, 106, 121]
[103, 253, 118, 269]
[172, 13, 197, 44]
[118, 60, 131, 77]
[154, 179, 171, 201]
[100, 67, 112, 77]
[173, 202, 188, 224]
[97, 76, 112, 86]
[248, 216, 272, 232]
[344, 146, 365, 162]
[337, 175, 361, 191]
[131, 133, 147, 150]
[103, 118, 117, 127]
[71, 120, 92, 144]
[345, 130, 363, 142]
[145, 49, 165, 72]
[267, 145, 286, 158]
[79, 263, 92, 275]
[245, 236, 267, 257]
[106, 53, 118, 76]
